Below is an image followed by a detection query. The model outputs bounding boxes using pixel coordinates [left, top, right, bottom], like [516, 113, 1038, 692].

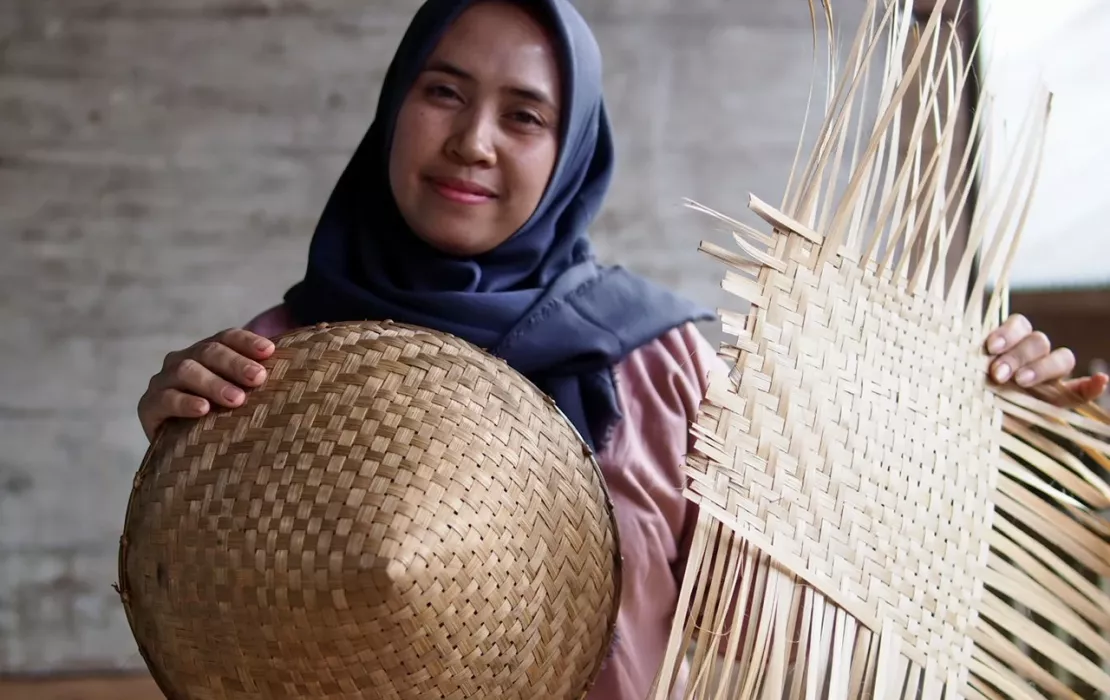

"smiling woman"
[130, 0, 1106, 698]
[389, 2, 563, 256]
[135, 1, 721, 698]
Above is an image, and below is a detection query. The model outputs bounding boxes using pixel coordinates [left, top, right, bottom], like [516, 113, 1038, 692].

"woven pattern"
[117, 321, 621, 700]
[689, 227, 998, 683]
[653, 2, 1110, 698]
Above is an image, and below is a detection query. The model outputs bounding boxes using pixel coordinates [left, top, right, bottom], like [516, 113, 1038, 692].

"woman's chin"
[411, 225, 501, 258]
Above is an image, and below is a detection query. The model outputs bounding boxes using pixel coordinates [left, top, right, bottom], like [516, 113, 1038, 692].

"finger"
[191, 339, 268, 389]
[1084, 373, 1110, 401]
[139, 389, 210, 440]
[159, 357, 248, 409]
[1063, 373, 1110, 403]
[161, 347, 184, 372]
[1011, 347, 1075, 387]
[990, 331, 1053, 384]
[212, 328, 276, 361]
[985, 313, 1033, 355]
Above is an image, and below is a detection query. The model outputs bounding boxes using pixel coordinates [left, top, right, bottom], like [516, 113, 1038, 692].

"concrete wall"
[0, 0, 867, 674]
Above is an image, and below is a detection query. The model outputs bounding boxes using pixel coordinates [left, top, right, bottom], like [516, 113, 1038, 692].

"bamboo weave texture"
[117, 321, 622, 700]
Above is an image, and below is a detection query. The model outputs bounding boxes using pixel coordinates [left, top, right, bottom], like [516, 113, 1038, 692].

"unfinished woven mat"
[117, 320, 621, 700]
[652, 1, 1110, 698]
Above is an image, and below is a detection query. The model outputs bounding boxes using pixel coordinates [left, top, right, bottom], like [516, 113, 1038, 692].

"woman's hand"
[138, 328, 275, 441]
[985, 313, 1108, 407]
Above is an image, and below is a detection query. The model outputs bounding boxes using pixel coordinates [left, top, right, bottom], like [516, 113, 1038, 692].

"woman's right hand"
[138, 328, 275, 441]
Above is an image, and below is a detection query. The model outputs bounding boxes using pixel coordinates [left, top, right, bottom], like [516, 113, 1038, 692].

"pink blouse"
[245, 305, 723, 700]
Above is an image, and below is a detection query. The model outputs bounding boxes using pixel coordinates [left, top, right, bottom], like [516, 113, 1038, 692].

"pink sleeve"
[243, 304, 298, 339]
[599, 321, 724, 603]
[661, 325, 728, 580]
[586, 323, 727, 699]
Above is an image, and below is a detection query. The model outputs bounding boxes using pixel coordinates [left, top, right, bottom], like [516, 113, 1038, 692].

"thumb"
[1062, 373, 1109, 404]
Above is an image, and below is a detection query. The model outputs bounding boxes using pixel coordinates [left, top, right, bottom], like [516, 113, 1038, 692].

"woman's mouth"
[426, 176, 498, 205]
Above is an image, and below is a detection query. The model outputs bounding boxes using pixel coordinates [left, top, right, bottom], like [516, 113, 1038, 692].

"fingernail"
[988, 337, 1006, 354]
[223, 387, 244, 404]
[244, 364, 262, 381]
[993, 363, 1012, 383]
[255, 339, 273, 352]
[1015, 369, 1035, 386]
[191, 398, 209, 414]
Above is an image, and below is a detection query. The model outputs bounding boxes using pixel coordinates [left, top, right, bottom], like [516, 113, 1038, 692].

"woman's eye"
[510, 111, 544, 127]
[426, 85, 460, 101]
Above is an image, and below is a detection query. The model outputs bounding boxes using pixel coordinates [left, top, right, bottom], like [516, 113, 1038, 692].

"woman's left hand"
[985, 313, 1108, 406]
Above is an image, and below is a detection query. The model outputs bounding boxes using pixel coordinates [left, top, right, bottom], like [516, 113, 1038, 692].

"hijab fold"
[284, 0, 713, 452]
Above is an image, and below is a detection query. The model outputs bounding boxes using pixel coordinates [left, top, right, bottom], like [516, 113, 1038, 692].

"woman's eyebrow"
[425, 58, 472, 81]
[424, 58, 556, 109]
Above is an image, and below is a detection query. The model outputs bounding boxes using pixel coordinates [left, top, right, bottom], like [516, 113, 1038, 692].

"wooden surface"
[0, 674, 164, 700]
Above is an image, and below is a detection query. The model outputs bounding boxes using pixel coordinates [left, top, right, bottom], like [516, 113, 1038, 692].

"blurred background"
[1, 0, 1107, 697]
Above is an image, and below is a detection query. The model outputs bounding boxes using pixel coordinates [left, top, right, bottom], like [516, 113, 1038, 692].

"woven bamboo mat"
[652, 1, 1110, 698]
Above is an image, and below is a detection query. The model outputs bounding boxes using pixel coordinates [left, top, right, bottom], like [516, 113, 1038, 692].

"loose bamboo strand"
[1000, 397, 1110, 459]
[846, 624, 874, 697]
[929, 84, 991, 301]
[971, 623, 1083, 699]
[924, 23, 998, 300]
[961, 99, 1048, 323]
[795, 0, 898, 227]
[788, 588, 814, 699]
[910, 19, 960, 290]
[988, 530, 1110, 633]
[895, 4, 982, 285]
[783, 0, 826, 214]
[764, 570, 802, 697]
[942, 90, 1032, 316]
[993, 487, 1110, 579]
[821, 0, 947, 268]
[984, 557, 1110, 659]
[652, 512, 714, 699]
[839, 9, 884, 255]
[847, 15, 905, 260]
[997, 386, 1110, 441]
[706, 535, 753, 691]
[999, 426, 1110, 511]
[967, 675, 1010, 700]
[688, 526, 740, 691]
[858, 19, 941, 268]
[815, 0, 884, 238]
[685, 198, 778, 248]
[870, 619, 902, 698]
[979, 593, 1110, 693]
[710, 553, 753, 699]
[991, 515, 1110, 606]
[978, 93, 1053, 329]
[925, 7, 970, 292]
[955, 89, 1049, 323]
[879, 8, 951, 278]
[788, 0, 854, 222]
[1001, 416, 1110, 505]
[967, 651, 1049, 700]
[997, 456, 1088, 514]
[1065, 504, 1110, 540]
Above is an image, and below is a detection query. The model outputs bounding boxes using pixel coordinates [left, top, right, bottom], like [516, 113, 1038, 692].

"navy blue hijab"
[284, 0, 713, 452]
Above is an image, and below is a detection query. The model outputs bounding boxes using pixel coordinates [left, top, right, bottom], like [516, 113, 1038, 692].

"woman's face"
[388, 1, 562, 257]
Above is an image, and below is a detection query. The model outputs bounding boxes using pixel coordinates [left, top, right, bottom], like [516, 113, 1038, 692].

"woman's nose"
[448, 108, 497, 167]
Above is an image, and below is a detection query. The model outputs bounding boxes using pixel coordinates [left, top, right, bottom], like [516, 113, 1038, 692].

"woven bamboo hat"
[117, 320, 622, 700]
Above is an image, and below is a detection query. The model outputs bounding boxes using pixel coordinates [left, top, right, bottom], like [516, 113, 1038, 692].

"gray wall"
[0, 0, 866, 674]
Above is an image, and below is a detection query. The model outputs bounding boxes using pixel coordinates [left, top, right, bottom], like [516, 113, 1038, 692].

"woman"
[136, 0, 1108, 697]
